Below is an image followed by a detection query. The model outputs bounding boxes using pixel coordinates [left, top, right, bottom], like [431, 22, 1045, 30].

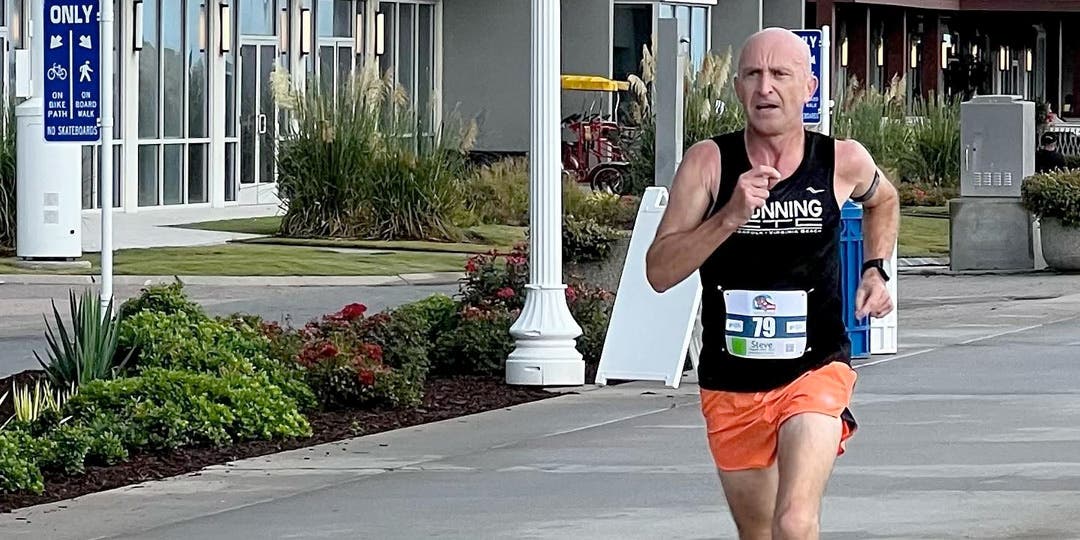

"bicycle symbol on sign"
[47, 63, 67, 81]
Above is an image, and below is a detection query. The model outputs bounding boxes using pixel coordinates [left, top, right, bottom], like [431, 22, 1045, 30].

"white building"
[4, 0, 803, 216]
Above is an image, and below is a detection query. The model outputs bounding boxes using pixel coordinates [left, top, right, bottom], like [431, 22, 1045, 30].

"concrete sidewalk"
[80, 204, 280, 252]
[2, 283, 1080, 538]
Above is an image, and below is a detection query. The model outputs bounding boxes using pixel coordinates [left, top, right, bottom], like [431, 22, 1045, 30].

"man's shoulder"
[832, 138, 877, 183]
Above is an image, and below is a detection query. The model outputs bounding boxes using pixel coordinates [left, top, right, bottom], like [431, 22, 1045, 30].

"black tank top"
[697, 129, 851, 392]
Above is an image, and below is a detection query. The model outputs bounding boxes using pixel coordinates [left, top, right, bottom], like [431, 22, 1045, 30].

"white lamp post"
[505, 0, 584, 386]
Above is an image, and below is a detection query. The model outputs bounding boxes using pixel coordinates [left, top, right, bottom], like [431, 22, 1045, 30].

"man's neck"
[744, 126, 805, 171]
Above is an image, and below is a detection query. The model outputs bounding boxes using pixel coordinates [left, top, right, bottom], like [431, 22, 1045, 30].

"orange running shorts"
[699, 361, 858, 472]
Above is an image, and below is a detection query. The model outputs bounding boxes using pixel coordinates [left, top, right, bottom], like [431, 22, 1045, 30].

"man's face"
[735, 33, 817, 136]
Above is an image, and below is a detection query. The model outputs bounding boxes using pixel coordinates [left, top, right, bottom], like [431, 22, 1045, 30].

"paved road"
[0, 282, 459, 377]
[3, 276, 1080, 539]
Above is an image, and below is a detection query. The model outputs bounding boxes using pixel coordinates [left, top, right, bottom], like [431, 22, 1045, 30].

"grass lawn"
[901, 205, 949, 217]
[899, 214, 949, 258]
[237, 224, 528, 255]
[0, 244, 468, 276]
[174, 216, 283, 236]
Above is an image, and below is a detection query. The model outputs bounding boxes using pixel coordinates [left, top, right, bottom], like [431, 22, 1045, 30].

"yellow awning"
[560, 75, 629, 92]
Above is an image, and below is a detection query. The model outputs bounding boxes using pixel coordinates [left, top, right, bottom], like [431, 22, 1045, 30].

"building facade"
[10, 0, 1075, 216]
[811, 0, 1080, 120]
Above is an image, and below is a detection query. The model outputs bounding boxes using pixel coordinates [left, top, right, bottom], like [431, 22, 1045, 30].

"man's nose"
[755, 74, 775, 96]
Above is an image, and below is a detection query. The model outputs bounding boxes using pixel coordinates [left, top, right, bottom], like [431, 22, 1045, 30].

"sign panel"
[596, 187, 702, 389]
[793, 29, 822, 125]
[44, 0, 101, 142]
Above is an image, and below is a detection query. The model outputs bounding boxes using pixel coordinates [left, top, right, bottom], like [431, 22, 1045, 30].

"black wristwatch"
[862, 258, 890, 282]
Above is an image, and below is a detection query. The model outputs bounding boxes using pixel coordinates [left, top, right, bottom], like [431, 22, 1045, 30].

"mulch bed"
[0, 371, 568, 513]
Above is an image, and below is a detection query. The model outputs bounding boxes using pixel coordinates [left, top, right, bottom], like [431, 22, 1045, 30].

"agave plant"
[12, 379, 76, 423]
[35, 288, 133, 388]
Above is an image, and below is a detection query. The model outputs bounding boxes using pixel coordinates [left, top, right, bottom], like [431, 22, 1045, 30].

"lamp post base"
[506, 285, 584, 386]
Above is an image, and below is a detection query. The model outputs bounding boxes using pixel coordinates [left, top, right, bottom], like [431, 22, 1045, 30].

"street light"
[505, 0, 584, 386]
[219, 2, 231, 54]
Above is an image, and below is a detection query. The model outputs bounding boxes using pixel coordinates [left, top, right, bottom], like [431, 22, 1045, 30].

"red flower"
[336, 303, 367, 321]
[565, 286, 578, 303]
[496, 287, 516, 299]
[319, 342, 339, 358]
[362, 343, 384, 362]
[465, 259, 478, 273]
[357, 369, 376, 386]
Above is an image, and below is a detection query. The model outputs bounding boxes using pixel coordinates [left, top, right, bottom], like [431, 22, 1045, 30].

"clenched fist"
[719, 165, 782, 227]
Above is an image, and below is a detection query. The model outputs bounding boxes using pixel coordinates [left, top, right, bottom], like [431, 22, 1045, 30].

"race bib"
[722, 289, 808, 360]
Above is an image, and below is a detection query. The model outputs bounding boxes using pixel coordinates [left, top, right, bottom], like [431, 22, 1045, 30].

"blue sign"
[793, 29, 822, 125]
[43, 0, 100, 142]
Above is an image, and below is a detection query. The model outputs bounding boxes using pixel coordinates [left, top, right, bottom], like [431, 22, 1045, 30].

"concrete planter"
[1039, 217, 1080, 271]
[563, 235, 631, 293]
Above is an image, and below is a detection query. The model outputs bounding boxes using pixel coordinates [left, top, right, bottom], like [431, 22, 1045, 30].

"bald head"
[738, 27, 813, 77]
[733, 27, 818, 136]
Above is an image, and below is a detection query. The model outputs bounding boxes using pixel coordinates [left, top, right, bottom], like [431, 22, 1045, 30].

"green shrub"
[459, 245, 529, 311]
[120, 310, 317, 411]
[1064, 155, 1080, 170]
[0, 429, 45, 494]
[432, 306, 517, 376]
[0, 106, 15, 252]
[566, 284, 615, 366]
[573, 192, 639, 230]
[1021, 169, 1080, 227]
[41, 423, 92, 476]
[898, 95, 961, 187]
[83, 416, 129, 466]
[833, 75, 910, 172]
[285, 303, 424, 409]
[66, 368, 311, 451]
[462, 157, 530, 226]
[897, 181, 957, 207]
[275, 63, 476, 241]
[36, 288, 132, 388]
[118, 280, 204, 321]
[562, 215, 621, 264]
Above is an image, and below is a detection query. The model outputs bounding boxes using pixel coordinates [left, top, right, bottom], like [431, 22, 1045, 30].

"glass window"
[398, 4, 413, 99]
[318, 0, 352, 37]
[337, 46, 353, 93]
[139, 0, 160, 138]
[226, 51, 236, 137]
[188, 143, 208, 203]
[320, 45, 335, 91]
[138, 145, 160, 206]
[378, 4, 395, 79]
[188, 1, 208, 138]
[240, 0, 275, 35]
[417, 4, 433, 127]
[690, 6, 707, 71]
[225, 142, 237, 201]
[162, 0, 184, 138]
[163, 144, 183, 205]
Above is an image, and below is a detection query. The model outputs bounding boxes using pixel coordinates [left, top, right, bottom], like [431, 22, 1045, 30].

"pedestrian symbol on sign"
[79, 61, 93, 82]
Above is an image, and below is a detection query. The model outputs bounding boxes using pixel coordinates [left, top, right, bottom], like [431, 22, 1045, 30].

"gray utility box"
[960, 95, 1035, 198]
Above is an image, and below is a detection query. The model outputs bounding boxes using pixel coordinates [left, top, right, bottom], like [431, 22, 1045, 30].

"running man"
[645, 28, 899, 539]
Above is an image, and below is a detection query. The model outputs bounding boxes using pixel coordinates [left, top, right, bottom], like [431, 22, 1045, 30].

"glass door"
[238, 41, 279, 205]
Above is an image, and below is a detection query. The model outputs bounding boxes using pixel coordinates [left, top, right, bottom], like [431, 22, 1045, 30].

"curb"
[0, 272, 466, 287]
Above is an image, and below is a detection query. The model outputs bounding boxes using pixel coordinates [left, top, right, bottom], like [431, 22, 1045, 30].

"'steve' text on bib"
[722, 289, 808, 360]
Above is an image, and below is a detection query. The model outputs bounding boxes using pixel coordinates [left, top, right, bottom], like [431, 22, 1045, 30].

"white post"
[100, 0, 114, 313]
[821, 24, 831, 136]
[506, 0, 584, 387]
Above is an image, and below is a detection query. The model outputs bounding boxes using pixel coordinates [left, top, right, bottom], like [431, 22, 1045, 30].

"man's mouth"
[756, 104, 780, 111]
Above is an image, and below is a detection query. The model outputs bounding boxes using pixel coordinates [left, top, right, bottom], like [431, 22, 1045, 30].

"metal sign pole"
[821, 25, 832, 136]
[99, 0, 113, 314]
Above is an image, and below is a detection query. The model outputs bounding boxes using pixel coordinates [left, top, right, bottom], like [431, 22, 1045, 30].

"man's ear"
[807, 75, 819, 104]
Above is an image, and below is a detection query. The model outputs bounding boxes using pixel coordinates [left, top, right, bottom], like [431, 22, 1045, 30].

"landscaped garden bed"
[0, 244, 617, 513]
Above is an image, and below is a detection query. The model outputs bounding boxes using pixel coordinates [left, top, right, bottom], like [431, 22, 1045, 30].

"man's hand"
[718, 165, 781, 227]
[854, 270, 892, 319]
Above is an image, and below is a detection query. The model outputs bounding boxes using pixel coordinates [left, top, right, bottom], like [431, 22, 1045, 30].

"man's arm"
[645, 141, 735, 293]
[836, 140, 899, 318]
[645, 140, 776, 293]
